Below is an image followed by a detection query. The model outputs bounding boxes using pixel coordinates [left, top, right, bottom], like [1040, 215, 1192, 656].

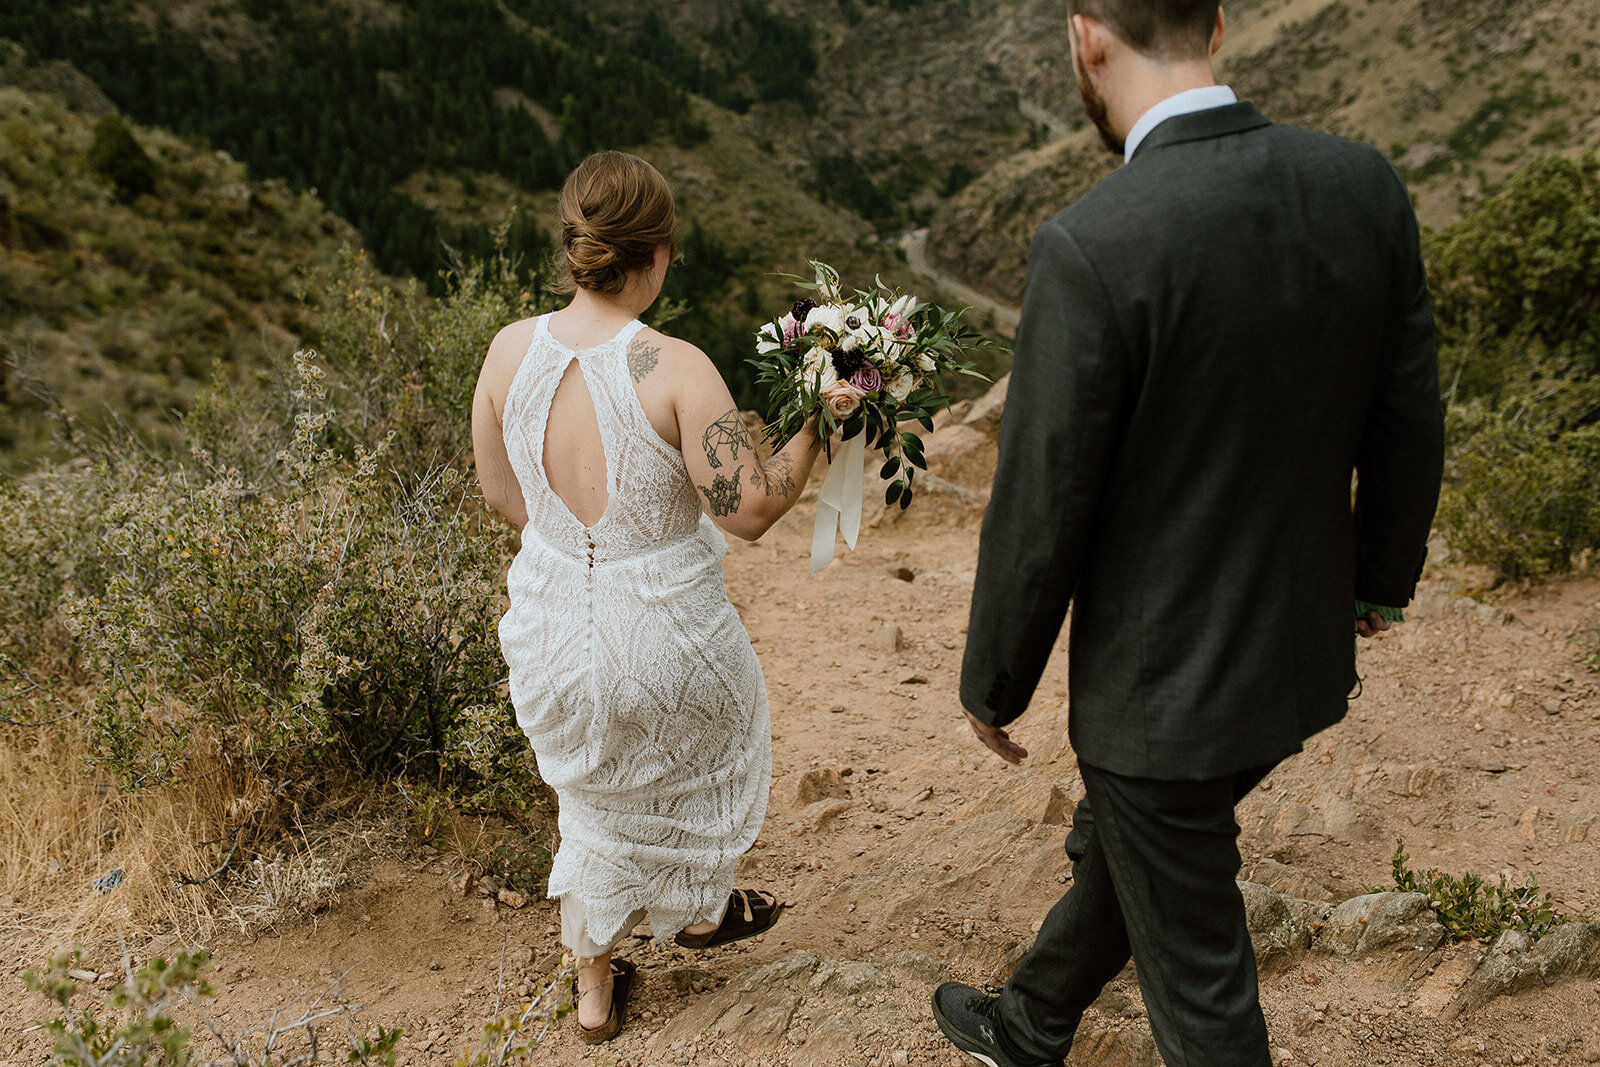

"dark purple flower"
[792, 298, 817, 324]
[849, 363, 884, 393]
[831, 349, 864, 379]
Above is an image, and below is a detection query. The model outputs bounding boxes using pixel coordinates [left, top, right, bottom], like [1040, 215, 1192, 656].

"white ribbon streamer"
[809, 433, 866, 573]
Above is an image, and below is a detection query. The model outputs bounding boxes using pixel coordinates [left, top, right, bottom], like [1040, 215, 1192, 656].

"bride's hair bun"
[554, 151, 678, 296]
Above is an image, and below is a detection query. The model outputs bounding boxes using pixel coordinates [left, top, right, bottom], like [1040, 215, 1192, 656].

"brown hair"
[553, 151, 678, 295]
[1068, 0, 1217, 59]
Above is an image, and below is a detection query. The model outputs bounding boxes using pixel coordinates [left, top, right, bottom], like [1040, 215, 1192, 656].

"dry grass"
[0, 721, 365, 959]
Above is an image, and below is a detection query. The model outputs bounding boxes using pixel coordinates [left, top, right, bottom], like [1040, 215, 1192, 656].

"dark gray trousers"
[995, 760, 1276, 1067]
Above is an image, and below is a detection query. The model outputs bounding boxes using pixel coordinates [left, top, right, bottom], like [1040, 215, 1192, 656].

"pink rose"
[820, 378, 865, 419]
[780, 313, 802, 343]
[849, 363, 884, 393]
[882, 311, 915, 340]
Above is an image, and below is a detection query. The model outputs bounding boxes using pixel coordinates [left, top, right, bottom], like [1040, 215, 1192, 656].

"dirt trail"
[4, 473, 1599, 1066]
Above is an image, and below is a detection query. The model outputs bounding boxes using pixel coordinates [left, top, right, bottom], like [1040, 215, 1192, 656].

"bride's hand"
[963, 708, 1028, 765]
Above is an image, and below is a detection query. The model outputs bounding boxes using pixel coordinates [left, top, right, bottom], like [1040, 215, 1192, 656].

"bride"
[471, 150, 821, 1043]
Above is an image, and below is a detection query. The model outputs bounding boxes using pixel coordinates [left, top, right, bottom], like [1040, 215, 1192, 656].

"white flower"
[913, 351, 936, 372]
[756, 321, 782, 355]
[886, 368, 915, 402]
[804, 304, 847, 335]
[803, 349, 839, 390]
[887, 294, 919, 320]
[847, 320, 887, 356]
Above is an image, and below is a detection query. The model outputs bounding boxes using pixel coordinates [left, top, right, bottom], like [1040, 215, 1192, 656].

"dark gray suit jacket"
[960, 102, 1444, 780]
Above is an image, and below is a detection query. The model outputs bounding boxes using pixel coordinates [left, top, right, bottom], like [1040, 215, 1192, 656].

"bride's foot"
[675, 888, 784, 950]
[576, 955, 615, 1031]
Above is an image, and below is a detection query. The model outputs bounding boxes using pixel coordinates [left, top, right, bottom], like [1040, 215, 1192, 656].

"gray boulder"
[1317, 892, 1447, 958]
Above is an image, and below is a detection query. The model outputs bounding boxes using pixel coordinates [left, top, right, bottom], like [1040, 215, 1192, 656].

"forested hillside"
[0, 0, 920, 466]
[0, 79, 353, 466]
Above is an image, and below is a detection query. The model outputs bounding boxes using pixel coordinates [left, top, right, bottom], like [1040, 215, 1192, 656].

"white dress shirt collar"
[1123, 84, 1238, 163]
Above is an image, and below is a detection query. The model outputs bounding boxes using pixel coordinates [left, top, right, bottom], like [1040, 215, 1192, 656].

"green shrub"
[87, 114, 157, 200]
[1425, 151, 1600, 581]
[1427, 150, 1600, 407]
[1381, 841, 1563, 942]
[1436, 398, 1600, 581]
[59, 352, 530, 808]
[25, 949, 216, 1067]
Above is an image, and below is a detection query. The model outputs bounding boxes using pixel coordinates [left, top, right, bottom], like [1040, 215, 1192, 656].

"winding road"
[899, 228, 1021, 334]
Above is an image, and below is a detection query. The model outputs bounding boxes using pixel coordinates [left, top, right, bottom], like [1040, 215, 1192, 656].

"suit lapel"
[1131, 102, 1271, 159]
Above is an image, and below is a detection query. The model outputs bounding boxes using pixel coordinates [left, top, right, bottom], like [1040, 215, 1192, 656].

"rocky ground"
[4, 390, 1600, 1066]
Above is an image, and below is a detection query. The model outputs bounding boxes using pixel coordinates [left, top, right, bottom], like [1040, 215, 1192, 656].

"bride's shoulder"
[489, 315, 541, 354]
[482, 316, 540, 369]
[629, 326, 716, 376]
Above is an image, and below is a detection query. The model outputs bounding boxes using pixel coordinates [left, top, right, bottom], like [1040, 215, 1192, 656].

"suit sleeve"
[1352, 165, 1445, 607]
[960, 220, 1133, 728]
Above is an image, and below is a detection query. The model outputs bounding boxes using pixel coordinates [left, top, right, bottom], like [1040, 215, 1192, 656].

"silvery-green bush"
[3, 243, 549, 814]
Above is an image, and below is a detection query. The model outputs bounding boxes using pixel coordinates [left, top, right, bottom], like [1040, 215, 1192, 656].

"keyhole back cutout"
[541, 357, 611, 530]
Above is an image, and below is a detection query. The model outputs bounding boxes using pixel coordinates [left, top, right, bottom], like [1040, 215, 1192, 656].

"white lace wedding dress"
[497, 314, 770, 954]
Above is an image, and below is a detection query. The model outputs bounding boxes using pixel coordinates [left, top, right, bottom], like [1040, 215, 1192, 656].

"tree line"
[0, 0, 710, 284]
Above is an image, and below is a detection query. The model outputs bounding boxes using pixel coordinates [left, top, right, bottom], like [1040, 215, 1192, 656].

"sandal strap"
[731, 887, 777, 923]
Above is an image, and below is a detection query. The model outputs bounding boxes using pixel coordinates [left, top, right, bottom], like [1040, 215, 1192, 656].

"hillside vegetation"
[0, 80, 352, 466]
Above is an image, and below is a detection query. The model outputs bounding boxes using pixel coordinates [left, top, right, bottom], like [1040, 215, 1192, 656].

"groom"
[936, 0, 1444, 1064]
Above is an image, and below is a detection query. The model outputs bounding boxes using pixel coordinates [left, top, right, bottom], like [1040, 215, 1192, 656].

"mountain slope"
[0, 72, 356, 466]
[925, 0, 1600, 302]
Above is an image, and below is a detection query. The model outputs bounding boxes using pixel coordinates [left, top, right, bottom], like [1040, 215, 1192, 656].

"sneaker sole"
[931, 993, 1003, 1067]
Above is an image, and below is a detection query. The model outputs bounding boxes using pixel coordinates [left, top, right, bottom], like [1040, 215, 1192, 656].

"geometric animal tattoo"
[701, 408, 754, 470]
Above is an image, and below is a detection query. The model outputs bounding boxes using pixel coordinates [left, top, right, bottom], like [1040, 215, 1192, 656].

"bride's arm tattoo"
[698, 467, 744, 516]
[628, 338, 660, 383]
[755, 451, 796, 497]
[701, 407, 754, 470]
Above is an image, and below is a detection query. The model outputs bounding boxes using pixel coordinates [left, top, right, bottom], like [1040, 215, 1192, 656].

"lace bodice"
[502, 315, 705, 564]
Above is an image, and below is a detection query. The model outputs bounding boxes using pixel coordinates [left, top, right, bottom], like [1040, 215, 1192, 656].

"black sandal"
[674, 888, 784, 950]
[576, 958, 635, 1044]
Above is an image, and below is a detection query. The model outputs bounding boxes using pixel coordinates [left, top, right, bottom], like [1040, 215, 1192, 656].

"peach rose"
[821, 378, 865, 419]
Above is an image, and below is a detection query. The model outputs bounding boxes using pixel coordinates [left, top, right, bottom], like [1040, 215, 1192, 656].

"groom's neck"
[1109, 57, 1220, 141]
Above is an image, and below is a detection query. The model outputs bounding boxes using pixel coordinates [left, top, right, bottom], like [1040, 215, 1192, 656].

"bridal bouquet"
[751, 261, 990, 570]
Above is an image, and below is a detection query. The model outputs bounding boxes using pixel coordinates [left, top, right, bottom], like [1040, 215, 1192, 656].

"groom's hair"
[1068, 0, 1219, 59]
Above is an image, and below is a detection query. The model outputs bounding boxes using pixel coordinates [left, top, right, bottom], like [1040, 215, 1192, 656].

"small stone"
[497, 887, 527, 909]
[873, 624, 904, 652]
[478, 874, 501, 896]
[891, 1050, 910, 1066]
[428, 959, 442, 971]
[1542, 698, 1562, 715]
[1516, 807, 1538, 843]
[885, 564, 915, 582]
[1481, 758, 1508, 773]
[792, 768, 851, 806]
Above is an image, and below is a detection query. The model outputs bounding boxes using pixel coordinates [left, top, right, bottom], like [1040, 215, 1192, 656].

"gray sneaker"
[931, 982, 1063, 1067]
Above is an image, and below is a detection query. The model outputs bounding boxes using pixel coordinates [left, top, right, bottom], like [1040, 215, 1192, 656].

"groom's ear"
[1070, 14, 1111, 73]
[1210, 6, 1227, 56]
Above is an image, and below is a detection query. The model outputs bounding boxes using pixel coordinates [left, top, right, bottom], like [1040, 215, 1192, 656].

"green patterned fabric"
[1354, 600, 1405, 623]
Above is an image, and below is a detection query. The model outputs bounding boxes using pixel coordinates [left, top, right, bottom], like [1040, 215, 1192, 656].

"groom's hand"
[1355, 610, 1394, 639]
[963, 709, 1028, 765]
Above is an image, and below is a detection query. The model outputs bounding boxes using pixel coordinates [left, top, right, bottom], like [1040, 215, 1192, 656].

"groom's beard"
[1076, 61, 1125, 156]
